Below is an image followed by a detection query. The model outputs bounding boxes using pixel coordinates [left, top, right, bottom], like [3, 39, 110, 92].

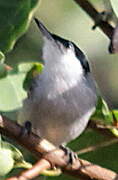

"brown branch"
[0, 115, 118, 180]
[73, 0, 114, 39]
[6, 159, 51, 180]
[88, 120, 117, 138]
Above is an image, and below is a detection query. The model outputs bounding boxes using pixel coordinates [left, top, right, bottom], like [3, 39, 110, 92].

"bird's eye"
[68, 42, 74, 50]
[68, 42, 73, 49]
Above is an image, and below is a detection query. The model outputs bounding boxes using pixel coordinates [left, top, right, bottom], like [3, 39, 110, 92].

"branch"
[88, 120, 116, 138]
[73, 0, 114, 39]
[77, 138, 118, 155]
[0, 115, 118, 180]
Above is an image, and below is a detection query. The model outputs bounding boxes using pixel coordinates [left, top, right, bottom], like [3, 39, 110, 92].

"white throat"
[42, 38, 84, 78]
[40, 38, 85, 99]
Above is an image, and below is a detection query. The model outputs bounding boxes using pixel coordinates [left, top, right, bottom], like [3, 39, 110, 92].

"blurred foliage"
[0, 0, 40, 53]
[110, 0, 118, 18]
[0, 0, 118, 179]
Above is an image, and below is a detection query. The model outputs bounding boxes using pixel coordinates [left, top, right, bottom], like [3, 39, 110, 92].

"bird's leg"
[59, 145, 78, 165]
[19, 121, 32, 137]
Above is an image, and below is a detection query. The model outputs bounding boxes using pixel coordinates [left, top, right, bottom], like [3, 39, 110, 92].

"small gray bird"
[18, 19, 98, 147]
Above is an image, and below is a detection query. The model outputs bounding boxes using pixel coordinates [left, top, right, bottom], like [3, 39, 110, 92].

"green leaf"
[0, 68, 26, 112]
[0, 62, 43, 114]
[0, 140, 32, 177]
[0, 64, 8, 78]
[0, 145, 14, 176]
[110, 128, 118, 136]
[0, 0, 40, 53]
[110, 109, 118, 137]
[112, 109, 118, 120]
[92, 97, 113, 124]
[21, 62, 43, 90]
[110, 0, 118, 18]
[91, 97, 118, 137]
[0, 51, 5, 63]
[8, 142, 32, 169]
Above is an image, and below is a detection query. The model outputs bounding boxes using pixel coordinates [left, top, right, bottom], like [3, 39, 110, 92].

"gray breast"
[18, 71, 97, 146]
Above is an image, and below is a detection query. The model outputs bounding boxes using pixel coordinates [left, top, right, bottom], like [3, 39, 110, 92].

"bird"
[18, 18, 98, 147]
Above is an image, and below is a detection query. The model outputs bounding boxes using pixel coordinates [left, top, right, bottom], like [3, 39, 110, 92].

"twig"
[0, 115, 118, 180]
[6, 159, 51, 180]
[77, 138, 118, 155]
[73, 0, 114, 39]
[88, 120, 116, 138]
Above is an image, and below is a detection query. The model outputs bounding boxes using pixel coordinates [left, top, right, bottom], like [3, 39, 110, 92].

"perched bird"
[18, 18, 98, 147]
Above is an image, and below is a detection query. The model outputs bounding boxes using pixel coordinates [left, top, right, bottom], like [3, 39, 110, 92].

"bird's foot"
[59, 145, 78, 165]
[19, 121, 32, 137]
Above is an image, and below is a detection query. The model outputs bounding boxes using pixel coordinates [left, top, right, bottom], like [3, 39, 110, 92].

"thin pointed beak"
[34, 18, 53, 41]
